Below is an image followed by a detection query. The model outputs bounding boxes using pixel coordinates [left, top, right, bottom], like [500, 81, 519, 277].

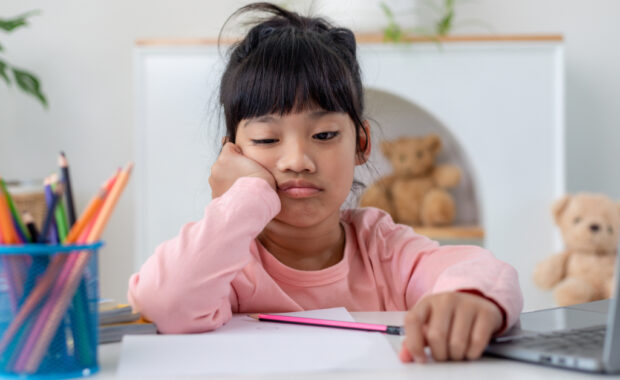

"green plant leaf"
[380, 2, 403, 43]
[0, 59, 10, 84]
[436, 10, 454, 36]
[11, 67, 47, 107]
[0, 10, 40, 33]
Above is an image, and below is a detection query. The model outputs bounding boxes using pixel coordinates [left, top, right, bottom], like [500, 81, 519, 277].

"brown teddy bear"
[359, 134, 461, 226]
[533, 193, 620, 306]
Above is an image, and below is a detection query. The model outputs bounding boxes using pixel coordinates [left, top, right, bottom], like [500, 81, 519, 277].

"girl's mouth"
[277, 180, 322, 198]
[278, 187, 321, 198]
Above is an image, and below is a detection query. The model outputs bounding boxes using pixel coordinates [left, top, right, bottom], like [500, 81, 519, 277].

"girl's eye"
[251, 139, 278, 145]
[314, 131, 339, 140]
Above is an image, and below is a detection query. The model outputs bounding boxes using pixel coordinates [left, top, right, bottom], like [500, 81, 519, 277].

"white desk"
[93, 307, 620, 379]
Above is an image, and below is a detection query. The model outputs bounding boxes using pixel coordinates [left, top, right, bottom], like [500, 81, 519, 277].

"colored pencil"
[38, 181, 63, 244]
[10, 214, 27, 244]
[42, 178, 59, 244]
[0, 190, 24, 311]
[248, 313, 405, 335]
[57, 163, 97, 367]
[64, 186, 108, 244]
[21, 163, 133, 372]
[20, 211, 44, 302]
[0, 190, 16, 244]
[41, 178, 73, 367]
[0, 194, 21, 313]
[58, 152, 77, 226]
[22, 212, 39, 243]
[0, 178, 31, 242]
[50, 174, 69, 243]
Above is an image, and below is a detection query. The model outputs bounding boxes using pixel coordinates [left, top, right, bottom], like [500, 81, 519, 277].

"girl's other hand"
[400, 291, 503, 363]
[209, 142, 276, 198]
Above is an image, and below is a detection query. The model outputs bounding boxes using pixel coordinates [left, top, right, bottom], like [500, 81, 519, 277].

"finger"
[222, 142, 241, 154]
[424, 298, 454, 362]
[447, 306, 476, 361]
[403, 302, 431, 363]
[399, 341, 413, 363]
[465, 311, 495, 360]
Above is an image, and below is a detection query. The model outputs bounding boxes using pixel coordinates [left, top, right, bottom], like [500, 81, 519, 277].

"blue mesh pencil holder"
[0, 242, 103, 378]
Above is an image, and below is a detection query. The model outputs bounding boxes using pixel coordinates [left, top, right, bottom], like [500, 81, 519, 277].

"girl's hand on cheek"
[209, 142, 276, 198]
[399, 291, 503, 364]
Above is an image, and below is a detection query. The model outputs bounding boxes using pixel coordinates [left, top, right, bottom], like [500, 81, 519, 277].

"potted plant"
[0, 10, 47, 107]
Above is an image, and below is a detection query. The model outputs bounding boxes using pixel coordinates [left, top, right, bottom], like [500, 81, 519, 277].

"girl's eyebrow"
[307, 110, 332, 120]
[244, 115, 279, 127]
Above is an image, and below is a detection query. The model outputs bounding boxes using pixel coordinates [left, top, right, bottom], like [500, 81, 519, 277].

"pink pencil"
[248, 313, 404, 335]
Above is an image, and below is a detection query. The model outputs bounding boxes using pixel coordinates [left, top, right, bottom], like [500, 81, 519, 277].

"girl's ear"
[355, 121, 372, 165]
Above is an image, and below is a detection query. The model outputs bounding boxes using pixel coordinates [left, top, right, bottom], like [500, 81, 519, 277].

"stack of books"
[99, 300, 157, 344]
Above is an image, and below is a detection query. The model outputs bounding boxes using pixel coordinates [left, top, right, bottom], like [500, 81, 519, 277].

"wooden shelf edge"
[135, 34, 563, 47]
[409, 225, 485, 240]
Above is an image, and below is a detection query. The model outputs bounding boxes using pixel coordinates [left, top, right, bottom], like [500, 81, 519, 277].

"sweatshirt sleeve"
[127, 177, 280, 333]
[372, 213, 523, 333]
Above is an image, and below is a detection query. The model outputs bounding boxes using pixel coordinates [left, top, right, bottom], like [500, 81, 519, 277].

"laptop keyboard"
[505, 325, 606, 356]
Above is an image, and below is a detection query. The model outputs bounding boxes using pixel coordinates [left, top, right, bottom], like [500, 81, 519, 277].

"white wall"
[455, 0, 620, 197]
[1, 0, 619, 304]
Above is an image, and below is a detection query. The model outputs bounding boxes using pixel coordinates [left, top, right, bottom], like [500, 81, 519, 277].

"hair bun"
[328, 28, 357, 58]
[259, 26, 275, 38]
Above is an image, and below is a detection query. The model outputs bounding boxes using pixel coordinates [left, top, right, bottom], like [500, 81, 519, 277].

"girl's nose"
[276, 142, 316, 173]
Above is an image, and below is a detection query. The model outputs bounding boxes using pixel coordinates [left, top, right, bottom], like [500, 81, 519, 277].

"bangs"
[222, 28, 361, 132]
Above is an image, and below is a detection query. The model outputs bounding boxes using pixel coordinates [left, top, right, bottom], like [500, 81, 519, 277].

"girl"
[128, 2, 523, 364]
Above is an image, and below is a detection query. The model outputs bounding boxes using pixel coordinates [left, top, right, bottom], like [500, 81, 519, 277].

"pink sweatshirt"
[128, 177, 523, 334]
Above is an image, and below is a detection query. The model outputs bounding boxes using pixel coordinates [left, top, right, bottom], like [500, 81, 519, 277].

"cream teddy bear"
[359, 134, 460, 226]
[533, 193, 620, 306]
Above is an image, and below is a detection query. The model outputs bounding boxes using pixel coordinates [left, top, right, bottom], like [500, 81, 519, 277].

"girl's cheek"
[245, 149, 275, 168]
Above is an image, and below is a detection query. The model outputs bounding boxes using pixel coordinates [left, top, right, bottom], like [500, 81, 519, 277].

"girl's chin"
[272, 208, 337, 228]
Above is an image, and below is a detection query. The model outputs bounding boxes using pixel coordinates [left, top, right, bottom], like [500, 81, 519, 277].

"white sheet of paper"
[117, 307, 403, 376]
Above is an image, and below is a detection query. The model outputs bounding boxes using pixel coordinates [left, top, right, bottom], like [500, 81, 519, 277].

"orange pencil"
[0, 190, 17, 244]
[0, 191, 23, 311]
[64, 187, 107, 244]
[75, 169, 119, 244]
[23, 163, 133, 372]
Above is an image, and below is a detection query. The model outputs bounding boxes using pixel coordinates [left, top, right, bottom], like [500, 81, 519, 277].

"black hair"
[219, 2, 368, 158]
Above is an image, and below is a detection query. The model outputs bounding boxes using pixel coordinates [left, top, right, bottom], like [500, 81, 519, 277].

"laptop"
[485, 254, 620, 373]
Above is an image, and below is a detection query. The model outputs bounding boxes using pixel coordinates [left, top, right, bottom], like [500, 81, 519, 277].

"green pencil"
[50, 174, 69, 243]
[0, 178, 32, 242]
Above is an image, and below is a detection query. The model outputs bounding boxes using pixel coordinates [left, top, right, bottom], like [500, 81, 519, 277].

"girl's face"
[235, 109, 369, 228]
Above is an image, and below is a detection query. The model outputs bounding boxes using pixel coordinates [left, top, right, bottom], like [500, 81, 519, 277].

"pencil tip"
[58, 152, 68, 167]
[248, 314, 259, 320]
[22, 211, 34, 223]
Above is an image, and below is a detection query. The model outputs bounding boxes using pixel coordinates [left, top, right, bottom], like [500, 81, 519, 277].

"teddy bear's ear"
[425, 134, 442, 154]
[381, 140, 393, 158]
[551, 195, 572, 224]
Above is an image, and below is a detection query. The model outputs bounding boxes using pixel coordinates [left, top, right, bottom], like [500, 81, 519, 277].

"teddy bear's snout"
[590, 223, 601, 233]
